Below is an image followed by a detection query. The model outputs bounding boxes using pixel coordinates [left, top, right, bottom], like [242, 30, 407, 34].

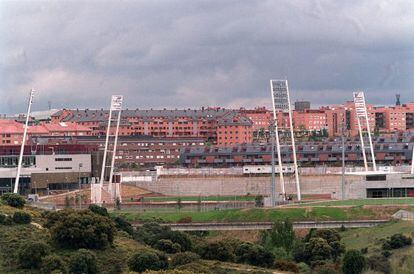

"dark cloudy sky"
[1, 0, 413, 113]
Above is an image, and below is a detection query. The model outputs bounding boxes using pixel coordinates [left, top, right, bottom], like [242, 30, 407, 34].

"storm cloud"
[1, 0, 413, 113]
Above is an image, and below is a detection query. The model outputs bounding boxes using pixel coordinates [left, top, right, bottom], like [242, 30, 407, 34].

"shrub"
[1, 193, 25, 208]
[88, 204, 109, 217]
[255, 195, 264, 207]
[154, 239, 181, 254]
[135, 222, 192, 251]
[383, 233, 412, 250]
[50, 210, 116, 249]
[12, 211, 31, 224]
[171, 252, 200, 267]
[198, 241, 234, 262]
[366, 255, 390, 274]
[235, 242, 275, 267]
[41, 255, 68, 274]
[128, 251, 168, 272]
[69, 249, 98, 274]
[274, 260, 299, 273]
[112, 216, 134, 235]
[18, 241, 50, 269]
[342, 250, 366, 274]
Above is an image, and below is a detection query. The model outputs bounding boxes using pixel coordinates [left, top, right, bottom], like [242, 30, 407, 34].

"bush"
[12, 211, 31, 224]
[255, 195, 264, 207]
[1, 193, 26, 208]
[135, 222, 193, 251]
[383, 233, 412, 250]
[49, 210, 116, 249]
[198, 241, 234, 262]
[128, 251, 168, 272]
[69, 249, 98, 274]
[171, 252, 200, 267]
[112, 216, 134, 235]
[342, 250, 366, 274]
[88, 204, 109, 217]
[0, 213, 5, 223]
[18, 241, 50, 269]
[154, 239, 181, 254]
[41, 255, 68, 274]
[274, 260, 299, 273]
[366, 255, 391, 274]
[235, 242, 274, 267]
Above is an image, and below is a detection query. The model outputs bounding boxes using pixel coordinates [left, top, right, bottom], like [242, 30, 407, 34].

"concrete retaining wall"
[127, 174, 364, 198]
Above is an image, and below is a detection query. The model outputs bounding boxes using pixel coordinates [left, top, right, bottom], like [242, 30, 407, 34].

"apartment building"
[0, 120, 92, 146]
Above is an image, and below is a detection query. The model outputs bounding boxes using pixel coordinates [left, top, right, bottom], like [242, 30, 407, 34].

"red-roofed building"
[0, 120, 92, 145]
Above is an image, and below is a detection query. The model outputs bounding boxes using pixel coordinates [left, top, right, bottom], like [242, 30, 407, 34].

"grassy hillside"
[340, 220, 414, 274]
[0, 203, 282, 274]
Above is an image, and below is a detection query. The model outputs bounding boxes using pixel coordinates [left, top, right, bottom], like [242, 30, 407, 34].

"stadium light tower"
[353, 91, 376, 172]
[91, 95, 123, 204]
[270, 80, 301, 202]
[14, 89, 35, 194]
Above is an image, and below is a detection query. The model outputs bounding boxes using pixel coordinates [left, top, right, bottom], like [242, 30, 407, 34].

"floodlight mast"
[353, 91, 376, 172]
[411, 145, 414, 175]
[14, 89, 35, 194]
[270, 80, 285, 202]
[285, 81, 301, 201]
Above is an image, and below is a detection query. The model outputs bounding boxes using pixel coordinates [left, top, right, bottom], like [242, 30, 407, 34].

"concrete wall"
[127, 174, 364, 198]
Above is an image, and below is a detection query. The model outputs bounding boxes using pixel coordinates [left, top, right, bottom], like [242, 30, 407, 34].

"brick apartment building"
[32, 135, 206, 168]
[51, 108, 251, 146]
[180, 133, 414, 167]
[0, 120, 91, 145]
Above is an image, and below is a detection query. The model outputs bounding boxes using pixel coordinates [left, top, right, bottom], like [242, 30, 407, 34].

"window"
[55, 158, 72, 162]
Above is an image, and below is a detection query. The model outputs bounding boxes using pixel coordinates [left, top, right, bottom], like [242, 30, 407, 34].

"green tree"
[235, 242, 275, 267]
[50, 210, 116, 249]
[198, 241, 234, 262]
[154, 239, 181, 254]
[1, 193, 25, 208]
[127, 251, 168, 272]
[304, 238, 333, 265]
[260, 219, 295, 252]
[342, 250, 366, 274]
[69, 249, 98, 274]
[18, 241, 50, 269]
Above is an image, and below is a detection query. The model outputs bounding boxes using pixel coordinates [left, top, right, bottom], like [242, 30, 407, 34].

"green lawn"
[115, 206, 383, 223]
[297, 198, 414, 207]
[141, 195, 256, 202]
